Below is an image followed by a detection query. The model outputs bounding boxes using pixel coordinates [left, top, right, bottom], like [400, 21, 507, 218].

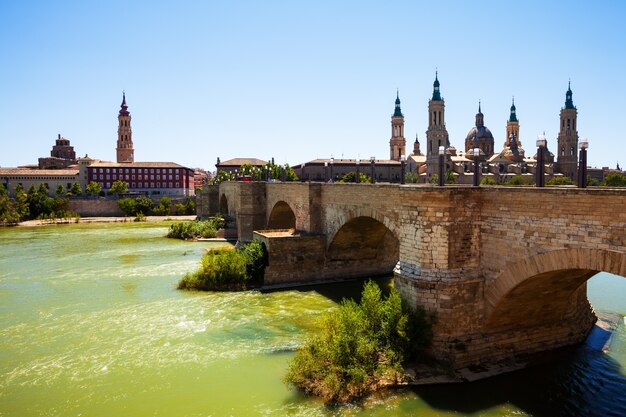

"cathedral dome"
[465, 125, 494, 142]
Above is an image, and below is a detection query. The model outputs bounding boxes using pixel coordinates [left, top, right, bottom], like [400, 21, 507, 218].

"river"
[0, 222, 624, 417]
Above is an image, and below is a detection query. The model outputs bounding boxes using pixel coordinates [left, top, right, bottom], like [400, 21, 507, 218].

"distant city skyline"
[1, 1, 624, 170]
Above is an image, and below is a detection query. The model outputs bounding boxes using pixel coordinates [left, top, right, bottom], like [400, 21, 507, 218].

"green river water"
[1, 222, 625, 417]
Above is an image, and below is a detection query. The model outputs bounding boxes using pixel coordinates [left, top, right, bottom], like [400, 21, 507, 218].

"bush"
[504, 175, 534, 186]
[546, 176, 575, 186]
[118, 197, 137, 216]
[166, 216, 224, 240]
[285, 281, 431, 403]
[177, 240, 267, 291]
[602, 172, 626, 187]
[480, 177, 498, 185]
[135, 196, 154, 215]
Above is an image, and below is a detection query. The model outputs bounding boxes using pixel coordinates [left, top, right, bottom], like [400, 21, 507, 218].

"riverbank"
[17, 215, 197, 227]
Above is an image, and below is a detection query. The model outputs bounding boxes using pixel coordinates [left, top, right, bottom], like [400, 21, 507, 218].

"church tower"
[389, 91, 406, 161]
[116, 92, 134, 163]
[426, 72, 449, 175]
[556, 82, 578, 179]
[505, 97, 521, 148]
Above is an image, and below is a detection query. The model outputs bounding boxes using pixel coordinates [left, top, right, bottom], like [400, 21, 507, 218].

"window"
[150, 175, 154, 180]
[144, 182, 148, 188]
[176, 182, 180, 188]
[150, 169, 154, 173]
[132, 175, 135, 180]
[106, 168, 110, 173]
[106, 175, 110, 180]
[138, 183, 142, 188]
[131, 183, 136, 188]
[106, 182, 110, 188]
[157, 182, 160, 188]
[125, 169, 129, 173]
[112, 168, 116, 173]
[169, 175, 172, 180]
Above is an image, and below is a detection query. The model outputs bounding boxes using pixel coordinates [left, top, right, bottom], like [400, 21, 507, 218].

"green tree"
[184, 198, 196, 215]
[85, 181, 102, 196]
[503, 175, 534, 186]
[27, 184, 53, 219]
[135, 196, 155, 215]
[405, 172, 419, 184]
[546, 176, 575, 186]
[210, 170, 234, 185]
[285, 281, 431, 403]
[480, 176, 498, 185]
[153, 196, 172, 215]
[429, 170, 457, 185]
[109, 180, 129, 195]
[337, 171, 371, 183]
[118, 197, 137, 216]
[55, 185, 66, 196]
[602, 172, 626, 187]
[69, 182, 82, 196]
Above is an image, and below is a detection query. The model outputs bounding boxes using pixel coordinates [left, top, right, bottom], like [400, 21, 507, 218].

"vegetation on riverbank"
[1, 183, 79, 225]
[177, 240, 267, 291]
[166, 216, 225, 240]
[285, 280, 432, 404]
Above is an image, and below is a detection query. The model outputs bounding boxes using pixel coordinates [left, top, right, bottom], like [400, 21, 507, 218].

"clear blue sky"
[1, 0, 624, 171]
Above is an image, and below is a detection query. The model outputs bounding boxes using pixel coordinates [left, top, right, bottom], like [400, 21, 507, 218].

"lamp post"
[438, 146, 445, 186]
[330, 157, 334, 182]
[400, 155, 406, 184]
[281, 165, 286, 182]
[370, 156, 376, 184]
[578, 137, 588, 188]
[535, 133, 546, 187]
[301, 163, 306, 182]
[324, 162, 328, 182]
[473, 147, 480, 186]
[265, 165, 270, 182]
[356, 158, 360, 184]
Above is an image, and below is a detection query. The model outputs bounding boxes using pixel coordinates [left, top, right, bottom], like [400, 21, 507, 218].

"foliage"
[109, 180, 129, 195]
[337, 171, 371, 183]
[166, 217, 224, 240]
[153, 196, 172, 216]
[504, 175, 534, 186]
[177, 240, 267, 291]
[285, 281, 431, 403]
[428, 170, 457, 185]
[175, 202, 186, 215]
[85, 181, 102, 196]
[135, 196, 155, 215]
[404, 172, 419, 184]
[69, 182, 82, 196]
[602, 172, 626, 187]
[56, 185, 66, 196]
[118, 197, 137, 216]
[0, 184, 26, 224]
[183, 198, 196, 215]
[211, 170, 235, 185]
[546, 176, 575, 186]
[0, 183, 76, 223]
[480, 176, 498, 185]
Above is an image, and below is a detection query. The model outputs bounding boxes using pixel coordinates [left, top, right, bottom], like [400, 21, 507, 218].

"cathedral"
[403, 74, 579, 184]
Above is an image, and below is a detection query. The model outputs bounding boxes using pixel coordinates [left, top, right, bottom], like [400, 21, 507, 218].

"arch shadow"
[267, 201, 296, 230]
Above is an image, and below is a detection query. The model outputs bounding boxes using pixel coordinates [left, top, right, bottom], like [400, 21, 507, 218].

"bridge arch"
[484, 248, 626, 331]
[219, 194, 229, 215]
[325, 215, 400, 279]
[267, 201, 296, 230]
[325, 207, 400, 250]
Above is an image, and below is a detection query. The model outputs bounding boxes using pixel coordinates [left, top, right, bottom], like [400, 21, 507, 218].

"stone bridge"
[198, 182, 626, 368]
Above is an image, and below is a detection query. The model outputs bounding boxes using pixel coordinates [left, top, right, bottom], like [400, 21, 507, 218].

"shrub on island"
[285, 280, 431, 404]
[177, 240, 267, 291]
[166, 216, 226, 240]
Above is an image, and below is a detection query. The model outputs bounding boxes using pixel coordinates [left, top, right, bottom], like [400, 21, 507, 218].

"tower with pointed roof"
[556, 82, 578, 179]
[116, 92, 134, 163]
[412, 134, 422, 155]
[505, 98, 521, 148]
[426, 72, 449, 175]
[389, 91, 406, 161]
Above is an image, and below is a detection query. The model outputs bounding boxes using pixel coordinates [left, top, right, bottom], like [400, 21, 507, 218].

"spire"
[432, 71, 442, 101]
[415, 133, 419, 144]
[565, 80, 575, 109]
[475, 100, 484, 126]
[393, 90, 403, 117]
[509, 96, 518, 122]
[119, 92, 130, 116]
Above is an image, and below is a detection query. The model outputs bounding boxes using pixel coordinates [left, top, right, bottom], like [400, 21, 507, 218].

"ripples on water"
[0, 223, 625, 417]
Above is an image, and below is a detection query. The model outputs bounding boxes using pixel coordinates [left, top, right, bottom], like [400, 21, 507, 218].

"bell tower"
[426, 72, 449, 175]
[116, 92, 134, 163]
[556, 82, 578, 179]
[505, 97, 521, 148]
[389, 91, 406, 161]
